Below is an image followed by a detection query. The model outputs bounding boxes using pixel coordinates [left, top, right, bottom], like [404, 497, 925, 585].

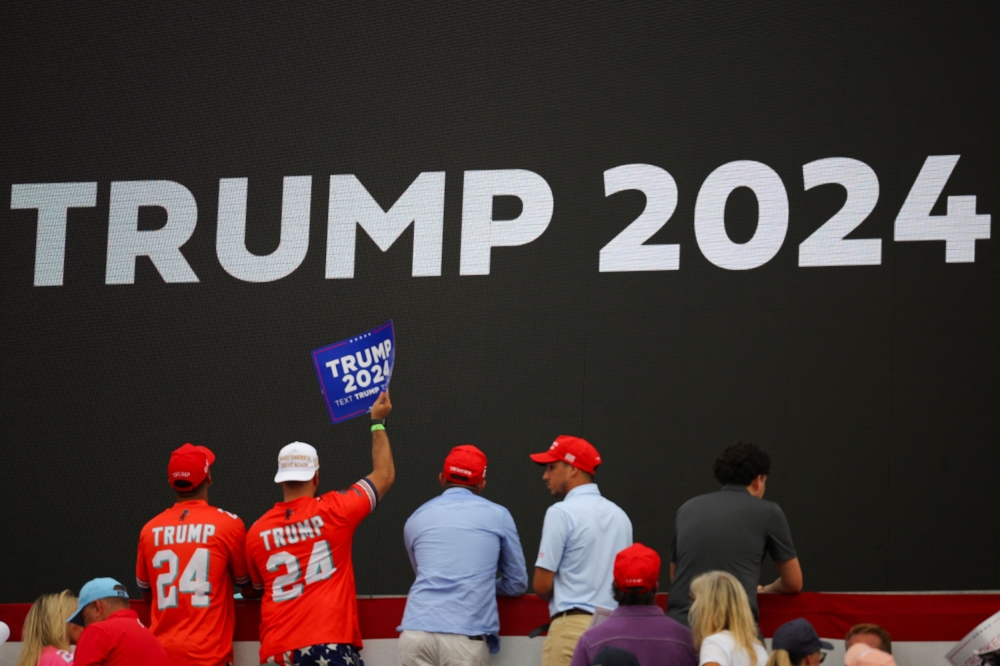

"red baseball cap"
[613, 543, 661, 593]
[168, 443, 215, 490]
[529, 435, 602, 475]
[443, 445, 487, 485]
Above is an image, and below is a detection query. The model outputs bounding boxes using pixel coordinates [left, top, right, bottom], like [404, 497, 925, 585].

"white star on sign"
[326, 644, 339, 650]
[299, 646, 312, 655]
[317, 657, 330, 666]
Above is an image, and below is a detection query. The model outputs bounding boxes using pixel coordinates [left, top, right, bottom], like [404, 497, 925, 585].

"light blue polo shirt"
[535, 483, 633, 616]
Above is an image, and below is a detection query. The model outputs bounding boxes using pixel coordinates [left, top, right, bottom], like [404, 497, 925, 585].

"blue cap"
[66, 578, 129, 626]
[772, 618, 834, 662]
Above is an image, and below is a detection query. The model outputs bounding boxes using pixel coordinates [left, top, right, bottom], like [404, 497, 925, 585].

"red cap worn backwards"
[529, 435, 602, 475]
[168, 443, 215, 490]
[443, 445, 487, 485]
[613, 543, 661, 593]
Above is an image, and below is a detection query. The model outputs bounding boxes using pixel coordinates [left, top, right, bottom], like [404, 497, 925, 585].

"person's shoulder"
[207, 503, 243, 520]
[247, 505, 283, 532]
[658, 613, 693, 634]
[681, 490, 738, 509]
[406, 493, 448, 521]
[703, 630, 735, 647]
[760, 497, 785, 512]
[599, 494, 630, 515]
[593, 492, 631, 521]
[139, 505, 174, 533]
[195, 504, 245, 531]
[677, 490, 717, 512]
[39, 646, 75, 665]
[544, 499, 571, 519]
[473, 492, 513, 514]
[320, 480, 373, 505]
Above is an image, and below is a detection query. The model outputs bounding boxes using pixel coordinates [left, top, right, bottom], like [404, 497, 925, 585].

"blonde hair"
[689, 571, 763, 664]
[16, 591, 78, 666]
[766, 649, 799, 666]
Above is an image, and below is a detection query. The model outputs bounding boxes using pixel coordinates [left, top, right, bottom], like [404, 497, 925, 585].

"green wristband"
[371, 423, 386, 432]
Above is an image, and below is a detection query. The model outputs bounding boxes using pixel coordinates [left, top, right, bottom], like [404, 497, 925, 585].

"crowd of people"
[6, 390, 979, 666]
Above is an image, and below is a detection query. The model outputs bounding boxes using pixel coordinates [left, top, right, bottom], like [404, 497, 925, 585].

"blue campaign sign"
[312, 320, 395, 424]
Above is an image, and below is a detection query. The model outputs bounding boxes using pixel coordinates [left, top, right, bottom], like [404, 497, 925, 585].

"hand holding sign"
[371, 390, 392, 420]
[312, 321, 395, 423]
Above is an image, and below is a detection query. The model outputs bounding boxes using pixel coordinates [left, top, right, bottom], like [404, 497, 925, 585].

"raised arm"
[365, 391, 395, 500]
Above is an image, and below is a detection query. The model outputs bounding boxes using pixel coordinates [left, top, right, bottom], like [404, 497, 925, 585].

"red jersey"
[136, 500, 249, 666]
[245, 478, 378, 660]
[74, 608, 169, 666]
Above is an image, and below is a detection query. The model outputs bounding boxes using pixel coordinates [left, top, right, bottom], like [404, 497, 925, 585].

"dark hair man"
[530, 436, 633, 666]
[67, 578, 169, 666]
[136, 443, 254, 666]
[666, 441, 802, 626]
[397, 444, 528, 665]
[570, 543, 697, 666]
[245, 391, 394, 666]
[846, 624, 892, 654]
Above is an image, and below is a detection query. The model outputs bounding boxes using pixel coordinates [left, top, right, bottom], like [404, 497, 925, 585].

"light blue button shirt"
[399, 487, 528, 653]
[535, 483, 633, 616]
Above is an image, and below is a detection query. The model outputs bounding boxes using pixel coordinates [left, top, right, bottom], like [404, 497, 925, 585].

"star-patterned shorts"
[262, 643, 364, 666]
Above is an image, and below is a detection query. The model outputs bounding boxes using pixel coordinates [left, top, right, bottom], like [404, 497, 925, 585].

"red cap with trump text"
[613, 543, 661, 593]
[529, 435, 601, 475]
[168, 443, 215, 490]
[443, 445, 487, 485]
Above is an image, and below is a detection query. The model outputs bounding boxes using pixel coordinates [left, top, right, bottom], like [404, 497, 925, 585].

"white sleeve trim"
[357, 477, 378, 512]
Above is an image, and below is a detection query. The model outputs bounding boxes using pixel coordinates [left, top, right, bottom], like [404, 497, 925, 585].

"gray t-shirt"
[666, 484, 797, 626]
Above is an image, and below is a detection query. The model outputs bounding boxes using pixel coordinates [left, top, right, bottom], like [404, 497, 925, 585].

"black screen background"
[1, 2, 998, 602]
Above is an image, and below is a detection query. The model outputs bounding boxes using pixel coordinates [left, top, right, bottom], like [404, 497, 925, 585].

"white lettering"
[310, 516, 324, 536]
[599, 164, 680, 272]
[188, 524, 203, 544]
[272, 527, 287, 548]
[262, 531, 272, 552]
[340, 355, 357, 373]
[152, 526, 164, 547]
[164, 526, 175, 545]
[325, 358, 341, 377]
[106, 181, 199, 284]
[285, 525, 300, 544]
[203, 524, 215, 541]
[326, 172, 445, 278]
[217, 176, 311, 282]
[176, 525, 187, 543]
[296, 520, 314, 540]
[694, 161, 789, 270]
[10, 182, 98, 286]
[460, 169, 553, 275]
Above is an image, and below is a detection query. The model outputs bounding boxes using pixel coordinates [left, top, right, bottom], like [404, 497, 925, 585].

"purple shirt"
[570, 605, 699, 666]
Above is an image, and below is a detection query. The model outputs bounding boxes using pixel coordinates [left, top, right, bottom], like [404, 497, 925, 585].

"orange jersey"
[136, 500, 249, 666]
[245, 478, 378, 660]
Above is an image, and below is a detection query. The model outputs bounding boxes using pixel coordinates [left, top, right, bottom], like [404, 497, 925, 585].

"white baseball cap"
[274, 441, 320, 483]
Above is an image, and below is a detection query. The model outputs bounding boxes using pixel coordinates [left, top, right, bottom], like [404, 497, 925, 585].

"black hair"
[612, 583, 657, 606]
[174, 478, 208, 497]
[713, 440, 771, 486]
